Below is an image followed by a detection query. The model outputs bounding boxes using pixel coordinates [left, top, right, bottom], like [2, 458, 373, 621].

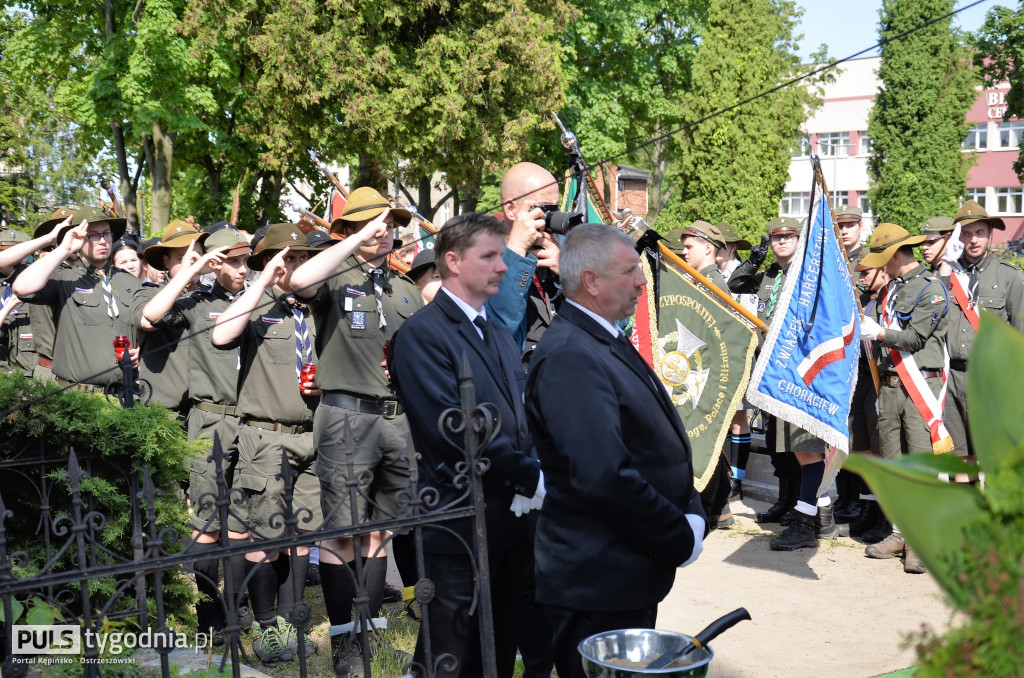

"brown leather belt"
[243, 419, 312, 435]
[881, 370, 942, 388]
[193, 400, 238, 417]
[37, 357, 53, 368]
[322, 391, 403, 419]
[57, 379, 105, 394]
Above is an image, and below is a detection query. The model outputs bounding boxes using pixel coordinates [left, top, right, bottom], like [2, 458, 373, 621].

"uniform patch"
[261, 316, 283, 324]
[929, 294, 945, 305]
[19, 333, 32, 339]
[757, 300, 767, 313]
[346, 287, 366, 297]
[75, 287, 93, 294]
[350, 311, 367, 330]
[209, 312, 221, 319]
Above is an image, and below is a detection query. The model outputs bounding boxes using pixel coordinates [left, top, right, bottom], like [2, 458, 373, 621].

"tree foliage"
[866, 0, 978, 231]
[661, 0, 825, 243]
[975, 3, 1024, 182]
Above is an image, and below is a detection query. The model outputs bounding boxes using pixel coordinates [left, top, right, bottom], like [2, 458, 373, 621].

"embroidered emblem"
[929, 294, 945, 305]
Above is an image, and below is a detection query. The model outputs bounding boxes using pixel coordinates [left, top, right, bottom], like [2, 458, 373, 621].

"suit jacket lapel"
[436, 291, 515, 407]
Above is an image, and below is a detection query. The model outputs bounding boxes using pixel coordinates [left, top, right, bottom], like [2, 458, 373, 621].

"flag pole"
[657, 242, 767, 332]
[812, 157, 880, 394]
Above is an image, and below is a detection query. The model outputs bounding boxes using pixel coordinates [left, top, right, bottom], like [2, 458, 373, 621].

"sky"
[796, 0, 1001, 61]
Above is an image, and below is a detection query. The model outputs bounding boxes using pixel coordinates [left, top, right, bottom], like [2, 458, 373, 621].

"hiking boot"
[305, 562, 322, 586]
[251, 620, 293, 665]
[729, 478, 744, 500]
[278, 616, 317, 657]
[769, 512, 817, 551]
[865, 531, 905, 559]
[815, 504, 839, 539]
[757, 478, 797, 523]
[332, 634, 366, 677]
[779, 508, 798, 526]
[903, 547, 926, 574]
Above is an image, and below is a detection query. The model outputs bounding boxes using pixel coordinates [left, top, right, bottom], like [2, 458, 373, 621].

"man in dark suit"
[390, 212, 544, 678]
[525, 223, 708, 678]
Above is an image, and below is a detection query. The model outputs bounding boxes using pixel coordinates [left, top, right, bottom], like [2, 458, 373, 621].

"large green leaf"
[968, 312, 1024, 472]
[25, 598, 56, 626]
[0, 598, 24, 624]
[844, 453, 985, 608]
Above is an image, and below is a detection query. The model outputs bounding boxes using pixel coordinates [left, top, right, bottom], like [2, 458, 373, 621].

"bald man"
[487, 162, 563, 353]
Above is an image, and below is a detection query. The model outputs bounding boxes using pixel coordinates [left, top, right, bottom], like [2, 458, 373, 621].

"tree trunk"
[149, 120, 175, 233]
[255, 170, 282, 229]
[417, 176, 433, 220]
[646, 132, 670, 221]
[458, 171, 482, 213]
[353, 155, 389, 193]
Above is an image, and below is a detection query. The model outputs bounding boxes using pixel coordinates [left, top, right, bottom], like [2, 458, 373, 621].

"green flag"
[637, 255, 758, 490]
[560, 172, 606, 224]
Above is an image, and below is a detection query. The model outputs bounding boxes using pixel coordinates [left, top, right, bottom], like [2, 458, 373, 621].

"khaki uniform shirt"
[155, 281, 241, 405]
[872, 263, 948, 372]
[944, 252, 1024, 362]
[308, 256, 423, 398]
[18, 261, 139, 385]
[1, 279, 37, 375]
[131, 283, 192, 412]
[698, 264, 728, 295]
[727, 259, 787, 351]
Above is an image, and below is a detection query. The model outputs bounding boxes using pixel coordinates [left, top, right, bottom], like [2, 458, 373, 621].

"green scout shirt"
[872, 263, 948, 372]
[155, 281, 241, 405]
[219, 289, 318, 425]
[18, 261, 139, 385]
[131, 283, 191, 412]
[698, 264, 728, 296]
[308, 256, 423, 398]
[1, 279, 38, 375]
[9, 261, 58, 362]
[944, 252, 1024, 362]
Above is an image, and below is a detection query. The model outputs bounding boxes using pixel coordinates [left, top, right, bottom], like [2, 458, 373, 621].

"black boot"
[815, 504, 839, 539]
[861, 516, 893, 545]
[848, 500, 879, 539]
[769, 511, 817, 551]
[834, 472, 861, 523]
[756, 477, 797, 523]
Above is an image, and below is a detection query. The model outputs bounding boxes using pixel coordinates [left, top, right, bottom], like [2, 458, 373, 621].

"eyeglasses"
[770, 233, 797, 243]
[85, 231, 113, 243]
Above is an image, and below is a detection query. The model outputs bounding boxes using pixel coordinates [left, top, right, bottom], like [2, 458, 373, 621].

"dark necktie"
[966, 264, 980, 305]
[473, 315, 494, 350]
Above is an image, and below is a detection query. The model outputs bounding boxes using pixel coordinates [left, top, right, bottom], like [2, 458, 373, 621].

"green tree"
[867, 0, 977, 231]
[662, 0, 826, 242]
[975, 3, 1024, 181]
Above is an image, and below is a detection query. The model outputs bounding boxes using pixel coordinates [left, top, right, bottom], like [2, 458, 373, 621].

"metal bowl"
[579, 628, 713, 678]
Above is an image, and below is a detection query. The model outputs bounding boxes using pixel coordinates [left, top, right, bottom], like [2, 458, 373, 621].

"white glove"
[510, 472, 547, 516]
[943, 224, 964, 263]
[860, 315, 881, 341]
[678, 513, 707, 568]
[510, 494, 531, 517]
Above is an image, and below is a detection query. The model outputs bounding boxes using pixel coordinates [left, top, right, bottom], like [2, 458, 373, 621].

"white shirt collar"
[566, 299, 621, 338]
[441, 286, 488, 337]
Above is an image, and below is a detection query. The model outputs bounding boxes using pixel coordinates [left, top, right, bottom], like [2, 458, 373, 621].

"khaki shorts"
[236, 424, 322, 540]
[877, 376, 941, 459]
[315, 404, 416, 530]
[186, 406, 246, 533]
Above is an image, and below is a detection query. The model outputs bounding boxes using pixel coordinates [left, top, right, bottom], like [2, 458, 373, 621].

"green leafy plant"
[845, 312, 1024, 675]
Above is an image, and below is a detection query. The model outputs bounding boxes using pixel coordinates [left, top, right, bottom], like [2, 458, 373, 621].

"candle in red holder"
[300, 363, 317, 390]
[114, 335, 130, 361]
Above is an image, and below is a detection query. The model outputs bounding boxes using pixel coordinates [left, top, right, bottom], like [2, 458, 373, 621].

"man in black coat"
[390, 212, 544, 678]
[525, 223, 708, 678]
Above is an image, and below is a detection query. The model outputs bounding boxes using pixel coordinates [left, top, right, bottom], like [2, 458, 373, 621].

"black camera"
[536, 204, 585, 236]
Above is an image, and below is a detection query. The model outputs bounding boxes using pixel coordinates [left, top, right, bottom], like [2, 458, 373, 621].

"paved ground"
[655, 493, 956, 678]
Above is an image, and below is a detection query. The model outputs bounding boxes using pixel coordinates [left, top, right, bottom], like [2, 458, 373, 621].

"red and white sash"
[880, 282, 955, 454]
[949, 272, 980, 331]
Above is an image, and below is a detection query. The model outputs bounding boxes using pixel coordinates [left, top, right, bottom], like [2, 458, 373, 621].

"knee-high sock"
[797, 460, 826, 515]
[319, 562, 355, 626]
[734, 433, 752, 473]
[192, 541, 225, 632]
[362, 556, 388, 619]
[245, 559, 279, 626]
[391, 533, 417, 587]
[276, 554, 309, 622]
[226, 538, 249, 608]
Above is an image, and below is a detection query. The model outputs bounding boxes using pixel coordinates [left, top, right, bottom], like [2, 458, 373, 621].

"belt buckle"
[383, 400, 398, 420]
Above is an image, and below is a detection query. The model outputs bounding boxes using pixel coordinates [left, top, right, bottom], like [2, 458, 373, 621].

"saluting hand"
[259, 247, 290, 289]
[61, 219, 90, 254]
[357, 207, 392, 246]
[748, 235, 770, 269]
[191, 244, 232, 276]
[46, 216, 73, 247]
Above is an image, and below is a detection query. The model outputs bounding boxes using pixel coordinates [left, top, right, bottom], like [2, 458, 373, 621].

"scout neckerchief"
[98, 268, 120, 319]
[949, 253, 986, 332]
[765, 267, 783, 319]
[878, 274, 954, 454]
[288, 296, 313, 379]
[368, 267, 389, 328]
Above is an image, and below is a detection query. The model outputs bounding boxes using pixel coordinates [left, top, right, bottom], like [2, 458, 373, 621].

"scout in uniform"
[858, 223, 951, 573]
[290, 188, 421, 675]
[0, 229, 38, 376]
[728, 217, 837, 550]
[13, 207, 139, 391]
[943, 200, 1024, 458]
[836, 204, 864, 263]
[142, 226, 251, 639]
[920, 216, 958, 277]
[133, 222, 211, 416]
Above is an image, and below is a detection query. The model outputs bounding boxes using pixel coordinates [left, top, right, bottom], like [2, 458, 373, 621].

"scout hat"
[953, 199, 1005, 231]
[835, 205, 863, 222]
[204, 226, 250, 255]
[111, 233, 142, 257]
[33, 207, 76, 239]
[857, 223, 925, 269]
[0, 229, 31, 250]
[681, 220, 727, 250]
[247, 223, 321, 270]
[920, 216, 955, 238]
[330, 187, 411, 234]
[55, 206, 128, 244]
[766, 217, 802, 235]
[304, 229, 338, 249]
[408, 248, 436, 282]
[661, 228, 685, 253]
[717, 222, 751, 250]
[143, 221, 211, 271]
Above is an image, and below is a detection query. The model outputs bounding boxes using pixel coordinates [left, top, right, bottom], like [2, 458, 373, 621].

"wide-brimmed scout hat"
[407, 248, 436, 281]
[247, 223, 322, 270]
[857, 223, 925, 270]
[33, 207, 76, 239]
[835, 205, 863, 222]
[54, 206, 128, 245]
[766, 217, 802, 236]
[0, 229, 31, 249]
[204, 226, 250, 256]
[143, 221, 211, 271]
[329, 187, 411, 234]
[920, 216, 955, 238]
[717, 222, 751, 250]
[661, 228, 685, 254]
[681, 220, 727, 250]
[953, 199, 1005, 231]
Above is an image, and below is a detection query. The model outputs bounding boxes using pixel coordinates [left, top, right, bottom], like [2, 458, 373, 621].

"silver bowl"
[579, 628, 713, 678]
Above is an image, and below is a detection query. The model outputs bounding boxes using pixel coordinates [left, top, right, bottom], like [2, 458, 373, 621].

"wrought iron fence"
[0, 357, 498, 677]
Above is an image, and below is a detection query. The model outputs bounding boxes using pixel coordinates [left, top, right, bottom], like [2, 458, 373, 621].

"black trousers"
[413, 542, 527, 678]
[543, 603, 658, 678]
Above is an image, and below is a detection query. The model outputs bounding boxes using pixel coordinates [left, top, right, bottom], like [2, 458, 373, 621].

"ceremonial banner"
[560, 174, 606, 224]
[636, 255, 758, 490]
[745, 172, 859, 455]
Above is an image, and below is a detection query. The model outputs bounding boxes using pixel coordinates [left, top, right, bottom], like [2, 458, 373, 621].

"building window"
[791, 137, 811, 158]
[965, 188, 987, 210]
[995, 187, 1023, 214]
[860, 133, 874, 156]
[860, 197, 872, 216]
[780, 192, 810, 217]
[817, 132, 850, 157]
[963, 124, 988, 151]
[998, 121, 1024, 149]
